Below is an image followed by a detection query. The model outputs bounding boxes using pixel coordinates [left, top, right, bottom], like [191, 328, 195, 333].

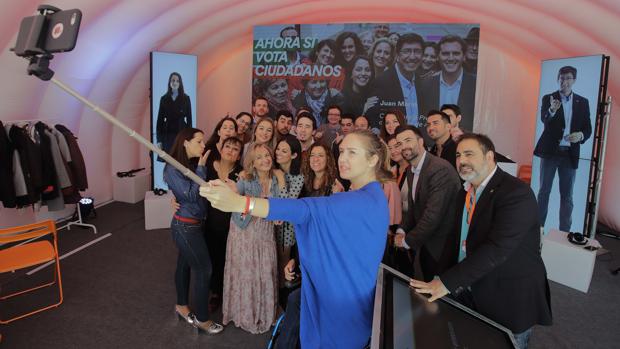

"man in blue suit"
[533, 65, 592, 232]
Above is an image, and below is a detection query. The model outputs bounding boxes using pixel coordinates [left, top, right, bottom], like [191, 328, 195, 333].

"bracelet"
[242, 196, 250, 215]
[248, 198, 256, 215]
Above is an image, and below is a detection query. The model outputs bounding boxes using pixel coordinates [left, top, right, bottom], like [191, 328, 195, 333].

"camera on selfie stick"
[11, 4, 209, 189]
[12, 5, 82, 81]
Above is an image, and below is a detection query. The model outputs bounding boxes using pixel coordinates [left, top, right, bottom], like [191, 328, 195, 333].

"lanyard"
[465, 188, 476, 225]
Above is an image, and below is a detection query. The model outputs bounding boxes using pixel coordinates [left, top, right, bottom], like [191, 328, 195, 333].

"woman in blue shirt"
[163, 127, 223, 335]
[201, 130, 391, 348]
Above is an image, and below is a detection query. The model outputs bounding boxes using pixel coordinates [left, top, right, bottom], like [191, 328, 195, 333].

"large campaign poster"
[150, 52, 197, 190]
[252, 23, 480, 134]
[531, 55, 604, 234]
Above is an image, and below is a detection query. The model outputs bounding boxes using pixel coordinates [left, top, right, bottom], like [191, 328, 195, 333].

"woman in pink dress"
[222, 143, 283, 334]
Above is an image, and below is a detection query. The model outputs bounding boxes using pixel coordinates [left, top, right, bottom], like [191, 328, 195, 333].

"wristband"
[242, 196, 250, 215]
[248, 198, 256, 215]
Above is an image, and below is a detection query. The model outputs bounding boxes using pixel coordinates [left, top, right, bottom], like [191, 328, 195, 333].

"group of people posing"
[163, 87, 552, 348]
[254, 24, 479, 135]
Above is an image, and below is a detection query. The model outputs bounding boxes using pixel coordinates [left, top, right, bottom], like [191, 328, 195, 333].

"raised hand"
[549, 95, 561, 113]
[198, 149, 211, 166]
[363, 96, 379, 114]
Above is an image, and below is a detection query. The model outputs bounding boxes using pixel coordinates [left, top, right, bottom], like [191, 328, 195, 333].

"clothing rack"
[3, 118, 97, 236]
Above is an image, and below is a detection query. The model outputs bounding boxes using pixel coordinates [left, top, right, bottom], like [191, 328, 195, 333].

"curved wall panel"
[1, 0, 619, 232]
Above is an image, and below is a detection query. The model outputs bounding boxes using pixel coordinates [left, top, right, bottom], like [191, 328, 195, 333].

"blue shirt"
[267, 182, 389, 349]
[458, 166, 497, 262]
[559, 92, 573, 146]
[395, 64, 419, 125]
[439, 70, 463, 108]
[163, 164, 207, 220]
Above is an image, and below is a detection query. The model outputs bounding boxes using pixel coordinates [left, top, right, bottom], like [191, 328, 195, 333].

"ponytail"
[349, 129, 394, 183]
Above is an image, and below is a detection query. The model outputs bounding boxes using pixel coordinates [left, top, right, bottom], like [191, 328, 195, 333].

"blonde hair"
[242, 143, 274, 180]
[347, 129, 394, 183]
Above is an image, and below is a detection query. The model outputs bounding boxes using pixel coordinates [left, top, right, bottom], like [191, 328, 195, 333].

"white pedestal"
[144, 191, 174, 230]
[541, 229, 596, 293]
[113, 172, 150, 204]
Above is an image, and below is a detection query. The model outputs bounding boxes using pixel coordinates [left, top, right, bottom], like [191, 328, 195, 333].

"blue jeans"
[537, 155, 576, 232]
[513, 327, 532, 349]
[276, 288, 301, 349]
[171, 219, 213, 322]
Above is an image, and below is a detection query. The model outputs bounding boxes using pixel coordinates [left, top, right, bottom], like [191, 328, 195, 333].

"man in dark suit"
[534, 65, 592, 232]
[419, 35, 476, 133]
[365, 33, 426, 131]
[393, 125, 461, 281]
[426, 110, 457, 169]
[411, 133, 552, 349]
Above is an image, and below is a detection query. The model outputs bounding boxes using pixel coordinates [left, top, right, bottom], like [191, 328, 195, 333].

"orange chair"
[0, 220, 63, 324]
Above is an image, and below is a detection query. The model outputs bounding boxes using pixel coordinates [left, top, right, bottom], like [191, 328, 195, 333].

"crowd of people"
[253, 24, 480, 134]
[162, 85, 552, 348]
[158, 24, 551, 349]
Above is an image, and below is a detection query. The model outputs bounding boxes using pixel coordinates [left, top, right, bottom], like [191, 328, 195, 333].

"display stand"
[113, 172, 150, 204]
[144, 191, 174, 230]
[541, 229, 597, 293]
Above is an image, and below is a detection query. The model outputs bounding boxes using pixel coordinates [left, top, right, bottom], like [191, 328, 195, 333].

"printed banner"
[252, 23, 480, 134]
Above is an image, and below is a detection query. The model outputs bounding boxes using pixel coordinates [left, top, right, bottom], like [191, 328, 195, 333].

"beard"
[458, 162, 488, 182]
[401, 147, 419, 162]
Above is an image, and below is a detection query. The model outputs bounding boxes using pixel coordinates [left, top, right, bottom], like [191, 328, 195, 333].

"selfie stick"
[13, 5, 206, 186]
[49, 77, 208, 187]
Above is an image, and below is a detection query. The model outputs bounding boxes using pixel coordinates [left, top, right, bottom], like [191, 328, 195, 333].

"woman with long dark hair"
[204, 116, 238, 164]
[163, 127, 223, 335]
[156, 72, 192, 161]
[201, 130, 393, 348]
[380, 109, 407, 141]
[204, 137, 243, 311]
[418, 41, 440, 79]
[335, 32, 365, 70]
[273, 135, 304, 303]
[300, 142, 344, 197]
[309, 39, 337, 66]
[342, 55, 376, 117]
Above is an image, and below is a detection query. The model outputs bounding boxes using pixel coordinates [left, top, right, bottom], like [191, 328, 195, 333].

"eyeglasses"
[328, 113, 341, 116]
[559, 77, 575, 82]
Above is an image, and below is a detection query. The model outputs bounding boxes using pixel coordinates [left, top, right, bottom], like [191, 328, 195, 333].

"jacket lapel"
[468, 168, 504, 232]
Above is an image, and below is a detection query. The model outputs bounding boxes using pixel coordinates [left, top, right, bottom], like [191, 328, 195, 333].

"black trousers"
[276, 288, 301, 349]
[171, 219, 213, 322]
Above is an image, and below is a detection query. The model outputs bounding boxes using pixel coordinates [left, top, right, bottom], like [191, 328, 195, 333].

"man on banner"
[419, 35, 476, 133]
[366, 33, 426, 131]
[534, 65, 592, 232]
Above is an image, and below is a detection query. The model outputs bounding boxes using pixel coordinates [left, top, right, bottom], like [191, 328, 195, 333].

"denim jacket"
[163, 164, 207, 220]
[231, 173, 280, 229]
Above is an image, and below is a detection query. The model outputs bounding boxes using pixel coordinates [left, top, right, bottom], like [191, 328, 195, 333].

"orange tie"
[465, 188, 476, 225]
